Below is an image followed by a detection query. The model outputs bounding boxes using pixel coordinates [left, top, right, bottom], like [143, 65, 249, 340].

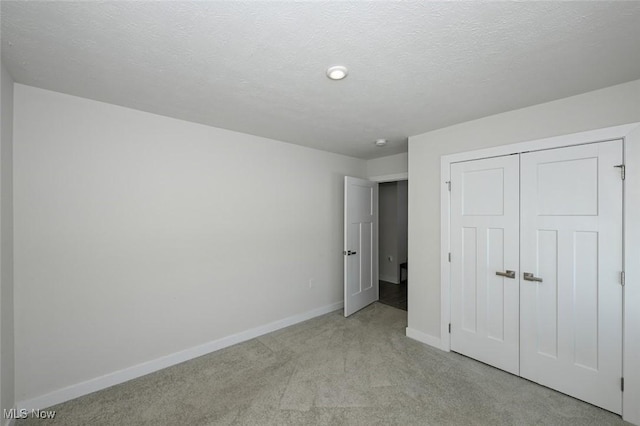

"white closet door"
[520, 140, 623, 414]
[450, 155, 520, 375]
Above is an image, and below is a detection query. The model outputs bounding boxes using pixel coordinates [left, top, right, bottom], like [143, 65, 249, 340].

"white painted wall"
[366, 152, 408, 180]
[0, 62, 15, 421]
[13, 84, 366, 406]
[378, 182, 398, 283]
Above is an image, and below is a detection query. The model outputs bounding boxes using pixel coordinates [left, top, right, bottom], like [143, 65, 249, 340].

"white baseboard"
[379, 274, 399, 284]
[17, 301, 344, 412]
[405, 327, 444, 351]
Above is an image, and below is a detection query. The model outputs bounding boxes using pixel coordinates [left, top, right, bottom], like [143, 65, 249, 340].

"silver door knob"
[523, 272, 543, 282]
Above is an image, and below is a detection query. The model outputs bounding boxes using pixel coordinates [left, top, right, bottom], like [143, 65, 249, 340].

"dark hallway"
[378, 279, 407, 311]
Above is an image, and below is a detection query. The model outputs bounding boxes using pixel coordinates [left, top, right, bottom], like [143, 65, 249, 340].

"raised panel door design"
[344, 177, 378, 317]
[450, 155, 520, 375]
[536, 157, 598, 216]
[520, 140, 623, 414]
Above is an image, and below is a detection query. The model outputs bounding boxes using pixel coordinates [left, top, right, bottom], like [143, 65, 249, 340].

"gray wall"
[378, 182, 399, 283]
[0, 61, 15, 419]
[366, 152, 407, 178]
[378, 181, 408, 284]
[13, 84, 366, 405]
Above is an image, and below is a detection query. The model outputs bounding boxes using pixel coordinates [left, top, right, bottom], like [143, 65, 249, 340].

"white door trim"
[368, 172, 408, 183]
[440, 122, 640, 424]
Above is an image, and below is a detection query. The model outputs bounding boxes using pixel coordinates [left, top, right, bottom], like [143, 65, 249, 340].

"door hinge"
[621, 271, 626, 286]
[614, 164, 625, 180]
[446, 181, 451, 191]
[448, 323, 451, 334]
[448, 252, 451, 263]
[621, 377, 625, 392]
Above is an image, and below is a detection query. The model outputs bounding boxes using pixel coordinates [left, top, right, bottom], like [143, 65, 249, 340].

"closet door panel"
[450, 155, 520, 375]
[520, 140, 623, 414]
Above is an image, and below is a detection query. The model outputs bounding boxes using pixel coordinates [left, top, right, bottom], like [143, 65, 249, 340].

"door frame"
[345, 173, 408, 315]
[369, 173, 409, 295]
[440, 122, 640, 423]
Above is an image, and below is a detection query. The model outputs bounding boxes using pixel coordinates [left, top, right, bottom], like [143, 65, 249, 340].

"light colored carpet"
[18, 303, 627, 425]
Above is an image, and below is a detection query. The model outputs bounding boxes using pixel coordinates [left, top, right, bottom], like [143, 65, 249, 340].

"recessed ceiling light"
[326, 65, 348, 80]
[375, 139, 387, 147]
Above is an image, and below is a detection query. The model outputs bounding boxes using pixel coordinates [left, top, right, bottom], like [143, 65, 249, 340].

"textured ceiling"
[2, 2, 640, 159]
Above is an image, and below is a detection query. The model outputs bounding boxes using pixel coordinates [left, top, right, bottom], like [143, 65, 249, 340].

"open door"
[344, 176, 378, 317]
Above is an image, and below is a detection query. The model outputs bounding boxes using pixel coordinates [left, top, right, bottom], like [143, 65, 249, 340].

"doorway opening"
[378, 180, 408, 311]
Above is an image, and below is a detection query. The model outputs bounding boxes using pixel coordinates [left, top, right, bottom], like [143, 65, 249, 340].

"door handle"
[343, 250, 357, 256]
[523, 272, 543, 282]
[495, 270, 516, 279]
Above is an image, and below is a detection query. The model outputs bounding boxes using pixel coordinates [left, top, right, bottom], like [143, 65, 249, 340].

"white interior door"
[450, 155, 520, 374]
[520, 141, 623, 414]
[344, 176, 378, 317]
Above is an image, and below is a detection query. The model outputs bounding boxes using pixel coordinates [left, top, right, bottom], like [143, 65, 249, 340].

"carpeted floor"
[18, 303, 626, 425]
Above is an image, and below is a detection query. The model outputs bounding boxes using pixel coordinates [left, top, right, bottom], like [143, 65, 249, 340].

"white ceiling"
[2, 2, 639, 159]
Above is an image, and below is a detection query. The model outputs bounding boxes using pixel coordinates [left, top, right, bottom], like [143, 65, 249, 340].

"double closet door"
[450, 140, 623, 414]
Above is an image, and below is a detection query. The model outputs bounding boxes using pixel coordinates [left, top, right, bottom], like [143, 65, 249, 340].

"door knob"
[496, 270, 516, 279]
[523, 272, 543, 282]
